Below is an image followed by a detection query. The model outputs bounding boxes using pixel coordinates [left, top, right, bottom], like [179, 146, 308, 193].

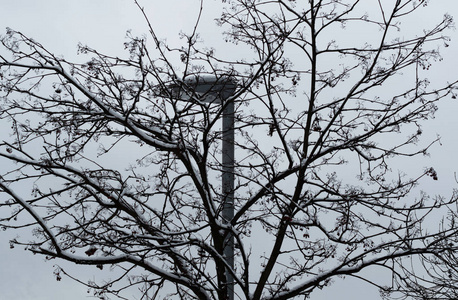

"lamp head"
[168, 74, 237, 104]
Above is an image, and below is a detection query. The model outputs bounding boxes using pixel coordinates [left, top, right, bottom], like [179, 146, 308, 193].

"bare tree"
[1, 0, 458, 299]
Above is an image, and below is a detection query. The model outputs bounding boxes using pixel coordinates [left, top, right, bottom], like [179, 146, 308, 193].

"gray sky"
[1, 1, 458, 299]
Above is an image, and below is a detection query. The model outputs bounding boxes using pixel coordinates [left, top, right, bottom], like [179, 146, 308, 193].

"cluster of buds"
[426, 167, 438, 180]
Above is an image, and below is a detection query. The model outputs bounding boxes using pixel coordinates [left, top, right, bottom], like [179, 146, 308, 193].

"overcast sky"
[1, 1, 458, 299]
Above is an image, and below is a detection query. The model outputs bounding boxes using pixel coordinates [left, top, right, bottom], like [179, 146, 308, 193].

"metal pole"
[222, 98, 234, 300]
[167, 75, 236, 300]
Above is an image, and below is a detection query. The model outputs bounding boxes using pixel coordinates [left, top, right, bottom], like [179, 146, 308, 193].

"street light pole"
[168, 75, 236, 300]
[222, 93, 235, 300]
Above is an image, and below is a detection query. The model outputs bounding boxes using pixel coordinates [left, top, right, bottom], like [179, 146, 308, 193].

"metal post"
[222, 98, 234, 300]
[167, 75, 236, 300]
